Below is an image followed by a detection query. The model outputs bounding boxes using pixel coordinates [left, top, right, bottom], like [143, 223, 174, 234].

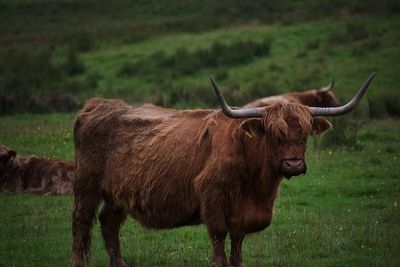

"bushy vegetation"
[369, 90, 400, 118]
[315, 117, 363, 149]
[0, 0, 399, 115]
[118, 39, 271, 78]
[0, 47, 84, 114]
[116, 38, 272, 107]
[1, 0, 398, 49]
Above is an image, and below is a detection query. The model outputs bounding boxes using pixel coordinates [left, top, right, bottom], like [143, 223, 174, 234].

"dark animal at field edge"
[71, 73, 375, 267]
[0, 144, 74, 195]
[245, 80, 339, 108]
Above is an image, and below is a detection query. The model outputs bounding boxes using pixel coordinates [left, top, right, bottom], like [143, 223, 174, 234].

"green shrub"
[306, 39, 320, 50]
[85, 72, 102, 89]
[247, 79, 279, 101]
[256, 37, 273, 56]
[351, 38, 381, 57]
[0, 94, 80, 114]
[268, 62, 284, 72]
[0, 48, 61, 98]
[368, 96, 387, 118]
[118, 62, 137, 77]
[296, 50, 308, 58]
[210, 41, 226, 65]
[327, 31, 347, 44]
[214, 67, 229, 80]
[345, 22, 370, 41]
[316, 117, 362, 149]
[172, 48, 199, 75]
[65, 47, 85, 76]
[369, 91, 400, 118]
[117, 39, 272, 80]
[328, 22, 370, 44]
[71, 33, 94, 52]
[385, 93, 400, 117]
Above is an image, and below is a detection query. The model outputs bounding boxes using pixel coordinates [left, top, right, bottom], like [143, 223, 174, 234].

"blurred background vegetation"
[2, 0, 399, 150]
[0, 0, 399, 115]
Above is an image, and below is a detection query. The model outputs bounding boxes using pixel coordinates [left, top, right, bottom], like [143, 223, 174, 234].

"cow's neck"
[242, 134, 282, 200]
[231, 136, 283, 233]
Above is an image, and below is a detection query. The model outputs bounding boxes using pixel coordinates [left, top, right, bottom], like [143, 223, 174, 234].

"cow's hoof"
[212, 262, 228, 267]
[110, 258, 131, 267]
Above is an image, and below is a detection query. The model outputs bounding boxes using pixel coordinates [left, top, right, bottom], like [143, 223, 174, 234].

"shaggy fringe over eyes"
[262, 104, 313, 138]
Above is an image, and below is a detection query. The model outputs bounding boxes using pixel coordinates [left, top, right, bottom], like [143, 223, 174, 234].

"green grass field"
[0, 115, 399, 267]
[1, 1, 400, 266]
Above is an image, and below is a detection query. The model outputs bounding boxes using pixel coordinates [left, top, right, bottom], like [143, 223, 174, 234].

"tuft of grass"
[328, 21, 370, 44]
[369, 90, 400, 118]
[345, 22, 370, 42]
[306, 38, 320, 50]
[65, 47, 86, 76]
[315, 117, 363, 149]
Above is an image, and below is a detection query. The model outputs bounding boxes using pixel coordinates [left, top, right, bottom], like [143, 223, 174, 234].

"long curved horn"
[210, 75, 264, 118]
[309, 73, 375, 116]
[320, 79, 335, 92]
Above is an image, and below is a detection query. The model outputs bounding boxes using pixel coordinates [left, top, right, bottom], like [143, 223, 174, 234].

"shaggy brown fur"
[244, 84, 339, 108]
[71, 98, 331, 267]
[0, 144, 74, 195]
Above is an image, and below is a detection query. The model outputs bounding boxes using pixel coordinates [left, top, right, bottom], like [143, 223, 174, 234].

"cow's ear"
[8, 149, 16, 159]
[0, 149, 16, 162]
[240, 118, 264, 137]
[312, 118, 332, 135]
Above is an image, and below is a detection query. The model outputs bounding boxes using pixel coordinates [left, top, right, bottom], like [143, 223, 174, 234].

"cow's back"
[244, 95, 291, 107]
[74, 99, 185, 173]
[74, 98, 133, 174]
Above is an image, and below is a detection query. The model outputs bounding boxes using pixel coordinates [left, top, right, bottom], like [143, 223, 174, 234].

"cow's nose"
[283, 159, 304, 169]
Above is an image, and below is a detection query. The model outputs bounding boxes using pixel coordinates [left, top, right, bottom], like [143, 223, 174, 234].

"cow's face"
[242, 104, 331, 179]
[272, 116, 331, 178]
[0, 145, 16, 176]
[267, 105, 331, 179]
[273, 116, 308, 178]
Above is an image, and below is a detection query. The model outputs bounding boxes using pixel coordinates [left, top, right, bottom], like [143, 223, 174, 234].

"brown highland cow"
[244, 80, 339, 108]
[72, 74, 375, 267]
[0, 144, 74, 195]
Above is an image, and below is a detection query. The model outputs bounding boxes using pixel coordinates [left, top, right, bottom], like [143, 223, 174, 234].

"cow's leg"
[229, 232, 245, 267]
[203, 200, 228, 267]
[208, 229, 228, 267]
[99, 202, 129, 267]
[196, 167, 235, 267]
[71, 183, 101, 267]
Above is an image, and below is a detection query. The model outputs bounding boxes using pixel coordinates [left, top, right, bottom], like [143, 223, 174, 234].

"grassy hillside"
[1, 0, 399, 115]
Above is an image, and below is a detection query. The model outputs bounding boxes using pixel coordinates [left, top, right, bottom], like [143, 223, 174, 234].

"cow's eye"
[276, 137, 284, 145]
